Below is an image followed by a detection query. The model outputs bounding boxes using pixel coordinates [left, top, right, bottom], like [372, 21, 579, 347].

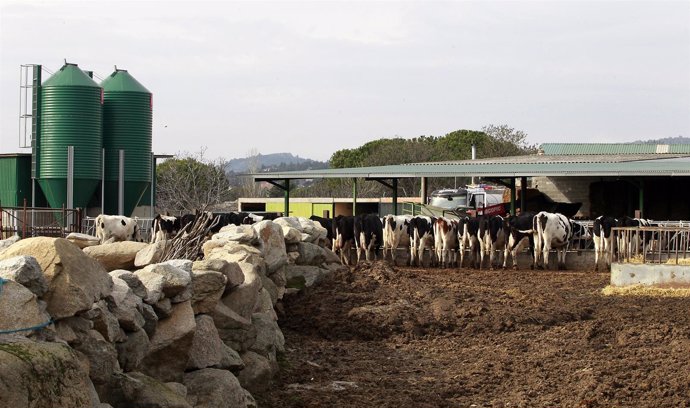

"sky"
[1, 0, 689, 162]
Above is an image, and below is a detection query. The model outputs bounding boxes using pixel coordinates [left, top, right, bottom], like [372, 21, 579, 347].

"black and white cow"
[95, 214, 144, 244]
[478, 215, 506, 270]
[354, 214, 384, 263]
[502, 212, 536, 270]
[382, 215, 412, 264]
[151, 214, 180, 243]
[593, 215, 617, 271]
[408, 216, 436, 267]
[310, 215, 334, 243]
[459, 217, 481, 268]
[434, 217, 459, 268]
[532, 211, 573, 270]
[333, 215, 356, 265]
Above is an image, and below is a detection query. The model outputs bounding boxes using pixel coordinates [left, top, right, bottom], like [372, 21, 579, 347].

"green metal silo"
[101, 69, 152, 216]
[37, 63, 102, 210]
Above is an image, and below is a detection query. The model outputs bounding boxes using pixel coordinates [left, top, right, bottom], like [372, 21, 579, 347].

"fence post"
[62, 203, 67, 238]
[23, 198, 27, 238]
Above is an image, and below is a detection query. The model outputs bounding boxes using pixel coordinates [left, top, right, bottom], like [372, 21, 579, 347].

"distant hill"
[633, 136, 690, 144]
[225, 153, 328, 173]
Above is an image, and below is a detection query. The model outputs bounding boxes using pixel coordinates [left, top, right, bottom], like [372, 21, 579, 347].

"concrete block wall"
[531, 176, 599, 218]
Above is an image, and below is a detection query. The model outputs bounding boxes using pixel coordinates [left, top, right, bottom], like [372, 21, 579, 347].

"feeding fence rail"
[612, 225, 690, 265]
[0, 205, 82, 239]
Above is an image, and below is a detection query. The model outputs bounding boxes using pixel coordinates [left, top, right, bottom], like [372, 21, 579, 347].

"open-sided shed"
[252, 143, 690, 219]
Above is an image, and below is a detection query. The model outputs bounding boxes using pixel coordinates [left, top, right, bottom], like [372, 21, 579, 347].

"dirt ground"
[257, 262, 690, 408]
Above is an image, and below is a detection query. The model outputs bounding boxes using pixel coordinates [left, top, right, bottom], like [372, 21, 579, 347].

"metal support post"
[510, 178, 516, 216]
[352, 178, 358, 216]
[101, 148, 106, 214]
[421, 177, 427, 205]
[520, 177, 527, 213]
[118, 149, 125, 215]
[392, 178, 398, 216]
[67, 146, 74, 227]
[284, 179, 290, 217]
[638, 179, 644, 219]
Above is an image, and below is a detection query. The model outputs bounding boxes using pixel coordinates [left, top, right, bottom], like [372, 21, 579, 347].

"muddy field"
[257, 262, 690, 407]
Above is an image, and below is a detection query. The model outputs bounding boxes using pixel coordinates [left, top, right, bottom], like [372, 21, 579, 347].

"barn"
[249, 142, 690, 221]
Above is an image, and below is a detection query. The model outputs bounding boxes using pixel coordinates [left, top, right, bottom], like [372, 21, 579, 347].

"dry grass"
[667, 257, 690, 265]
[602, 285, 690, 298]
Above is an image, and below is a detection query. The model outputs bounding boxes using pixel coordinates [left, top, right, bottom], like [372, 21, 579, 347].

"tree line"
[155, 125, 535, 213]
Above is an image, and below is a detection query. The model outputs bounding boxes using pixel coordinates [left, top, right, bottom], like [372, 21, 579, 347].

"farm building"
[4, 63, 157, 217]
[239, 196, 423, 218]
[249, 143, 690, 221]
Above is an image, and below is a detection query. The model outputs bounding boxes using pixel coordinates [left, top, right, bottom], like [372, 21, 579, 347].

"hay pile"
[602, 285, 690, 297]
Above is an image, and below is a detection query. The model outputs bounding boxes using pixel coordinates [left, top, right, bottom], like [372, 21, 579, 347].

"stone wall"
[0, 216, 345, 408]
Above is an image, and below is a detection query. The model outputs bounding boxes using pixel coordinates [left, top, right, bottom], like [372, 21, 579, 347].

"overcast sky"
[1, 0, 689, 161]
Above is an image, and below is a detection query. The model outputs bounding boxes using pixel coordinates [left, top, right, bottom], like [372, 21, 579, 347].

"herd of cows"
[316, 213, 663, 272]
[92, 211, 662, 272]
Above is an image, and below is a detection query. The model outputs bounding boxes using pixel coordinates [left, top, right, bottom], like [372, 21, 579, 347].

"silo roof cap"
[101, 69, 150, 93]
[42, 63, 100, 87]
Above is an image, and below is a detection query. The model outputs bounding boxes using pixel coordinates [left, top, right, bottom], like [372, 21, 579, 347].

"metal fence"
[612, 225, 690, 264]
[1, 206, 82, 239]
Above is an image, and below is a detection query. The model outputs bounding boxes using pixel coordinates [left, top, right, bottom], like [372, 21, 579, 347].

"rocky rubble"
[0, 216, 345, 408]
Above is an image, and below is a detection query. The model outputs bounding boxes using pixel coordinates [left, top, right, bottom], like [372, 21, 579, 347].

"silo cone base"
[103, 180, 150, 216]
[37, 178, 100, 210]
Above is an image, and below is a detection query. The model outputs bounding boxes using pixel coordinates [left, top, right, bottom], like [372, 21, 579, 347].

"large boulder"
[186, 315, 226, 370]
[134, 241, 167, 268]
[295, 241, 328, 265]
[0, 280, 51, 334]
[193, 259, 244, 293]
[115, 328, 150, 372]
[253, 220, 287, 273]
[88, 299, 126, 343]
[281, 226, 302, 244]
[66, 232, 100, 249]
[183, 368, 247, 408]
[109, 277, 146, 332]
[83, 241, 148, 271]
[237, 351, 275, 393]
[209, 301, 256, 352]
[134, 263, 191, 304]
[190, 269, 226, 314]
[0, 235, 21, 254]
[285, 264, 330, 288]
[250, 312, 285, 360]
[298, 217, 328, 243]
[109, 270, 148, 299]
[0, 237, 113, 319]
[0, 334, 100, 408]
[219, 262, 263, 321]
[72, 329, 121, 386]
[274, 217, 327, 244]
[207, 242, 264, 268]
[214, 224, 260, 245]
[0, 255, 48, 296]
[103, 371, 192, 408]
[141, 301, 196, 382]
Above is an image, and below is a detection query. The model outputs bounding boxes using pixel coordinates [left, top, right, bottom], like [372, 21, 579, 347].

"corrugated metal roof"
[540, 143, 690, 155]
[252, 154, 690, 180]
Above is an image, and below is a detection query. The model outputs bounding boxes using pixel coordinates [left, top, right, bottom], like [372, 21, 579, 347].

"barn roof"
[540, 143, 690, 155]
[253, 153, 690, 180]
